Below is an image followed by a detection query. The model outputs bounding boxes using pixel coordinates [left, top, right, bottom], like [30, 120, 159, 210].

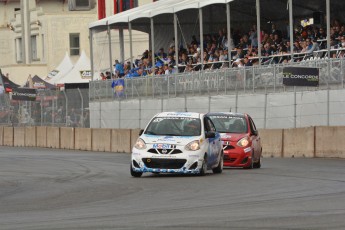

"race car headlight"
[134, 138, 146, 150]
[237, 137, 249, 147]
[185, 140, 200, 151]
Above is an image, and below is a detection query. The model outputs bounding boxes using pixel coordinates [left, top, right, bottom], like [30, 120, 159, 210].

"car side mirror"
[139, 129, 144, 136]
[252, 130, 258, 136]
[205, 131, 216, 138]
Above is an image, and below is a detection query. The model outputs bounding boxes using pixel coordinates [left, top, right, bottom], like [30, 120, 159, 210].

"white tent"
[56, 51, 91, 84]
[47, 52, 74, 84]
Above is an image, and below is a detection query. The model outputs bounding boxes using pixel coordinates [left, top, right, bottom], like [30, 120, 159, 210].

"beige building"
[0, 0, 152, 85]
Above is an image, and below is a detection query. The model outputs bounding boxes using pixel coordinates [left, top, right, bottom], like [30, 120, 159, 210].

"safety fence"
[89, 58, 345, 101]
[1, 58, 344, 128]
[0, 88, 89, 127]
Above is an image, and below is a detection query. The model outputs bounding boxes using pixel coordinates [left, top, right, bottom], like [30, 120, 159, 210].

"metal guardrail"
[89, 58, 345, 101]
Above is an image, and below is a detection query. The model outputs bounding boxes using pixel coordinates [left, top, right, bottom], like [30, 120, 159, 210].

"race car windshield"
[145, 117, 201, 136]
[208, 116, 247, 133]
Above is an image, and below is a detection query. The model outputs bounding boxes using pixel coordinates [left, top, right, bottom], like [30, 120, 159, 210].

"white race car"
[130, 112, 223, 177]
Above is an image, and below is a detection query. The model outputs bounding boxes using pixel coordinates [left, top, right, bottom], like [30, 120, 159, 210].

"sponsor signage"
[283, 67, 319, 87]
[47, 70, 59, 78]
[11, 87, 37, 101]
[80, 70, 92, 79]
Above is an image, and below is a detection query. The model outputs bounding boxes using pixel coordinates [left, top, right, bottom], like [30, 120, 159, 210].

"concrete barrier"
[13, 127, 25, 147]
[92, 128, 111, 152]
[283, 127, 315, 158]
[75, 128, 92, 151]
[259, 129, 283, 158]
[3, 127, 14, 146]
[315, 126, 345, 158]
[0, 126, 3, 146]
[130, 129, 142, 152]
[36, 126, 47, 148]
[2, 125, 345, 159]
[25, 127, 36, 147]
[111, 129, 131, 153]
[47, 127, 60, 148]
[60, 127, 74, 150]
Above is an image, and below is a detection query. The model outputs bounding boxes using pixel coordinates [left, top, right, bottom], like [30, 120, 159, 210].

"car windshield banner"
[282, 67, 319, 87]
[11, 87, 37, 101]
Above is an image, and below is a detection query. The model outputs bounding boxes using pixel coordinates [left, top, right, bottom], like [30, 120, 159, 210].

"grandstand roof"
[89, 0, 344, 30]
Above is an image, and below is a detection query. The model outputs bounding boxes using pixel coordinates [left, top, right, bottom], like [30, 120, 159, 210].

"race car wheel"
[212, 152, 223, 174]
[253, 157, 261, 169]
[130, 165, 143, 177]
[198, 155, 207, 176]
[244, 152, 254, 169]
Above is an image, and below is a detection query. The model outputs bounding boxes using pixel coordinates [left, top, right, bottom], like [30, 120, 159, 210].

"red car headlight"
[237, 137, 249, 147]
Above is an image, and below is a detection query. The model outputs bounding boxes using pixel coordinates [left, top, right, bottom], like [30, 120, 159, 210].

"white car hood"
[141, 134, 197, 146]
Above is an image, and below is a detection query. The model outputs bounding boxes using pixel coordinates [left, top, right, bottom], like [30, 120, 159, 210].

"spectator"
[271, 23, 282, 39]
[157, 48, 167, 60]
[114, 59, 124, 77]
[294, 40, 303, 53]
[249, 25, 258, 48]
[105, 71, 111, 80]
[243, 57, 252, 67]
[306, 38, 319, 54]
[100, 72, 107, 80]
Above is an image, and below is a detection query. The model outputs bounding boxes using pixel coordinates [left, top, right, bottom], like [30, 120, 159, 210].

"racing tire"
[212, 152, 223, 174]
[253, 157, 261, 169]
[198, 155, 207, 176]
[130, 165, 143, 177]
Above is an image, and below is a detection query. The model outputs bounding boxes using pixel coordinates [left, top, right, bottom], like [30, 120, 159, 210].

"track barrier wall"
[0, 126, 3, 145]
[47, 127, 60, 149]
[75, 128, 92, 151]
[13, 127, 25, 147]
[36, 126, 47, 148]
[60, 127, 75, 150]
[0, 126, 344, 158]
[259, 129, 283, 158]
[3, 127, 13, 146]
[25, 127, 37, 147]
[283, 127, 315, 158]
[315, 126, 345, 158]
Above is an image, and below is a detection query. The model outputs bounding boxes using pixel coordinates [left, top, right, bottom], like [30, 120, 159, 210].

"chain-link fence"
[1, 58, 344, 128]
[0, 88, 89, 127]
[90, 58, 345, 101]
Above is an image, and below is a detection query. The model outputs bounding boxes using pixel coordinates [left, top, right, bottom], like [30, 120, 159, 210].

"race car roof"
[207, 112, 246, 118]
[156, 112, 202, 119]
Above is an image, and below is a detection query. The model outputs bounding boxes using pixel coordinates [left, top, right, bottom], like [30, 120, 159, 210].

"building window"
[115, 0, 138, 13]
[68, 0, 91, 11]
[15, 38, 23, 63]
[31, 35, 38, 60]
[70, 33, 80, 56]
[41, 34, 45, 62]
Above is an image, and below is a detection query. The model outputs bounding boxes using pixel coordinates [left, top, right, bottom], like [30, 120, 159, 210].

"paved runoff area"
[0, 147, 345, 230]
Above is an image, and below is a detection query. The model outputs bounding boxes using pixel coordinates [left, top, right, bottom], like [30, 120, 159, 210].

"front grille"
[224, 155, 236, 162]
[142, 158, 186, 169]
[147, 148, 183, 154]
[223, 145, 235, 150]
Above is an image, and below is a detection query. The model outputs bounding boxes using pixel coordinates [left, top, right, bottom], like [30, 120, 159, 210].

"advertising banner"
[283, 67, 319, 87]
[11, 88, 37, 101]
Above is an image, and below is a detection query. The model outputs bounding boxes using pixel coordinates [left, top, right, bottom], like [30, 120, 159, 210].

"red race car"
[207, 112, 262, 169]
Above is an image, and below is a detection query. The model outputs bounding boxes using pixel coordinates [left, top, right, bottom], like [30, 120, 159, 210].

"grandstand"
[1, 0, 345, 129]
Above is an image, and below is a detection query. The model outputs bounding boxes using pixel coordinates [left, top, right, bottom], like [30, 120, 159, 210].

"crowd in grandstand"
[99, 18, 345, 79]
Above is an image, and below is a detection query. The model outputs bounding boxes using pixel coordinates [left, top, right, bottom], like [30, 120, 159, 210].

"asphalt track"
[0, 147, 344, 230]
